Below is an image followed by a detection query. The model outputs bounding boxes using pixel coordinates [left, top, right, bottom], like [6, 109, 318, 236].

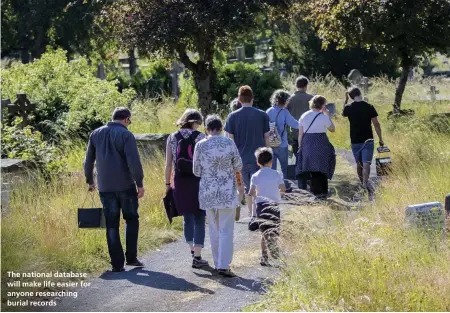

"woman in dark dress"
[164, 109, 208, 268]
[296, 95, 336, 199]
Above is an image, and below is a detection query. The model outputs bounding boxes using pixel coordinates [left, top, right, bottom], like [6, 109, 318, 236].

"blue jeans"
[99, 188, 139, 268]
[272, 146, 291, 189]
[183, 212, 206, 247]
[241, 163, 260, 194]
[351, 140, 375, 165]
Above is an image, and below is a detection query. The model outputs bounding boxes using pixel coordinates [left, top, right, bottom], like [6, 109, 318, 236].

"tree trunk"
[128, 48, 137, 76]
[194, 73, 212, 118]
[393, 61, 412, 113]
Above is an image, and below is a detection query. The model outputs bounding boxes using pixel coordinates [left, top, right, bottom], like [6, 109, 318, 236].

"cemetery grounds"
[2, 76, 450, 311]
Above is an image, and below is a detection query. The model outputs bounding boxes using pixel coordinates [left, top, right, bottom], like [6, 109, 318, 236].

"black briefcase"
[78, 208, 106, 228]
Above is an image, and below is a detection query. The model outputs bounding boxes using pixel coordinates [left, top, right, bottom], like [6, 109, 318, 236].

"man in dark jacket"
[84, 107, 145, 272]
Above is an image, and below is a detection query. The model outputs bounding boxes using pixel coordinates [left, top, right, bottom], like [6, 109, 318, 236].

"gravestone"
[362, 77, 369, 101]
[170, 62, 184, 102]
[1, 159, 33, 211]
[236, 46, 246, 62]
[8, 93, 36, 127]
[134, 134, 170, 158]
[347, 69, 363, 86]
[326, 103, 336, 117]
[428, 86, 439, 101]
[347, 70, 371, 101]
[96, 63, 106, 80]
[405, 202, 445, 232]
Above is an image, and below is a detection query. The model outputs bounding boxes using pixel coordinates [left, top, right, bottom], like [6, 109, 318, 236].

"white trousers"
[206, 208, 236, 270]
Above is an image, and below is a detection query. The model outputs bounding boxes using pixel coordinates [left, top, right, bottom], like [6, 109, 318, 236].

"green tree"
[272, 19, 399, 79]
[1, 0, 104, 62]
[105, 0, 290, 116]
[297, 0, 450, 113]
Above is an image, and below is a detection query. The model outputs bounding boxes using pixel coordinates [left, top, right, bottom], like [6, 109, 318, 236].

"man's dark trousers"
[99, 187, 139, 268]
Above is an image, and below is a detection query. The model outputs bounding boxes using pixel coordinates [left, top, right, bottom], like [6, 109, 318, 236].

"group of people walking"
[84, 75, 384, 275]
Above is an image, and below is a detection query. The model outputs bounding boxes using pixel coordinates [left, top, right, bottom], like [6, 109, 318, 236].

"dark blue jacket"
[84, 122, 144, 192]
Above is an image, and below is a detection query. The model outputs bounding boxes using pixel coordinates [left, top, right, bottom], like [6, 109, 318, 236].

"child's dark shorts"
[256, 202, 280, 236]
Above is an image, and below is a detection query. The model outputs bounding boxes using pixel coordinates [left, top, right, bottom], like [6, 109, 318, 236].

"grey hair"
[229, 97, 242, 112]
[270, 89, 291, 107]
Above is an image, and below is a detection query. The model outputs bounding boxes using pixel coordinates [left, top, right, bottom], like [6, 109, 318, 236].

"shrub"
[1, 118, 66, 178]
[113, 59, 172, 99]
[1, 49, 135, 140]
[178, 72, 198, 108]
[212, 62, 283, 111]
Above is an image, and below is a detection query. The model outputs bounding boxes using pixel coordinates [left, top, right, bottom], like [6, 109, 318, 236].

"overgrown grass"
[248, 78, 450, 311]
[1, 100, 183, 308]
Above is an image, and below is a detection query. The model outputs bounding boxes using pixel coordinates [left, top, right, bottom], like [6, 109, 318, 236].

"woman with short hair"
[193, 115, 243, 277]
[266, 89, 299, 192]
[296, 95, 336, 198]
[164, 109, 208, 268]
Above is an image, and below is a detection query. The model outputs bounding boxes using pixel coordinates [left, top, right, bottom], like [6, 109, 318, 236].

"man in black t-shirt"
[342, 87, 384, 199]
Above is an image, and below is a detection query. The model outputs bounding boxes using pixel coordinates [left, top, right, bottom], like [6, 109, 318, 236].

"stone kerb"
[134, 133, 170, 158]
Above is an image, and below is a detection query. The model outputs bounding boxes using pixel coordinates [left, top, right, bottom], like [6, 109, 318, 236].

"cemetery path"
[46, 152, 370, 312]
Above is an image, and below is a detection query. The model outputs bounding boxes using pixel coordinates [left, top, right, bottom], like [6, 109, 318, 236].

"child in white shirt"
[249, 147, 286, 266]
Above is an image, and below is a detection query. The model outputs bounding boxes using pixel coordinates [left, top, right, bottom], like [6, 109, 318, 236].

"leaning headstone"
[326, 103, 336, 117]
[405, 202, 445, 232]
[347, 69, 363, 86]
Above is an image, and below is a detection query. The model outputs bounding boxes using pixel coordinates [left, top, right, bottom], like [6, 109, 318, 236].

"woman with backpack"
[164, 109, 208, 268]
[266, 90, 299, 192]
[193, 115, 243, 277]
[296, 95, 336, 199]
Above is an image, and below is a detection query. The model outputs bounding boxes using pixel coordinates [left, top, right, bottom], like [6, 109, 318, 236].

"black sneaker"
[111, 267, 125, 272]
[126, 259, 144, 267]
[192, 256, 208, 268]
[217, 269, 235, 277]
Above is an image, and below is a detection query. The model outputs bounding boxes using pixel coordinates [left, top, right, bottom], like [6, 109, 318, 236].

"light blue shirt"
[266, 105, 299, 148]
[250, 167, 284, 203]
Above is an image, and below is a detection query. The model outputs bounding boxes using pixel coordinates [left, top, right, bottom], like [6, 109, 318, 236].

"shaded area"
[100, 268, 214, 295]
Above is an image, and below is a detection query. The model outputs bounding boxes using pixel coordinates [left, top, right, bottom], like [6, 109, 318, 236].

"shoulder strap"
[174, 131, 183, 141]
[189, 131, 201, 141]
[304, 113, 322, 134]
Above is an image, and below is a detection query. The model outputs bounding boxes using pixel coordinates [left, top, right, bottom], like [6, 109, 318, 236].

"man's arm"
[124, 133, 145, 197]
[84, 134, 96, 191]
[372, 117, 384, 146]
[264, 132, 270, 147]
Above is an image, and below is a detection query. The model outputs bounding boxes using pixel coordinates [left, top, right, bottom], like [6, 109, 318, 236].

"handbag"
[269, 109, 286, 148]
[163, 187, 179, 223]
[78, 192, 105, 228]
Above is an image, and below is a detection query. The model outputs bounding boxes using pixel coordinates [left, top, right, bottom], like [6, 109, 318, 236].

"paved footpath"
[46, 152, 368, 312]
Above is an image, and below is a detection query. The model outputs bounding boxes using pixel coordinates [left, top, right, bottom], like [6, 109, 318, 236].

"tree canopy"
[1, 0, 104, 62]
[297, 0, 450, 112]
[106, 0, 290, 115]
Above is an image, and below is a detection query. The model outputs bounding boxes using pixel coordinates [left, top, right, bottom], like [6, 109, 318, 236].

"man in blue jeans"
[84, 107, 145, 272]
[225, 86, 270, 217]
[342, 87, 384, 200]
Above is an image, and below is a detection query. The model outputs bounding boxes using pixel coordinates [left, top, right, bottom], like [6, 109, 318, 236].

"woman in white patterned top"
[193, 115, 243, 277]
